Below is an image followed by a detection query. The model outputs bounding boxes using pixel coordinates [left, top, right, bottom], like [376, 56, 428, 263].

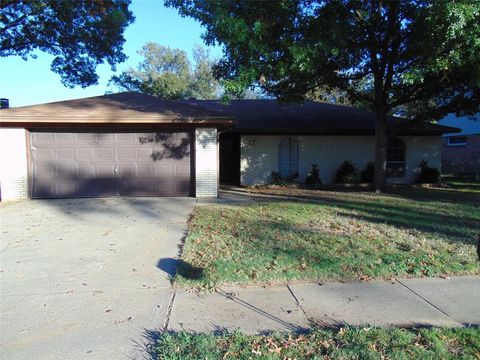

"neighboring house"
[0, 92, 457, 200]
[438, 114, 480, 177]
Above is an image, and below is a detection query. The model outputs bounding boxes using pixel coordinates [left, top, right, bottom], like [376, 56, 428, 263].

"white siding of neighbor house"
[0, 128, 29, 200]
[195, 128, 218, 197]
[240, 135, 441, 185]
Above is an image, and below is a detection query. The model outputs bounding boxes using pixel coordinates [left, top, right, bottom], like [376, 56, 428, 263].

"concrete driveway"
[0, 197, 195, 360]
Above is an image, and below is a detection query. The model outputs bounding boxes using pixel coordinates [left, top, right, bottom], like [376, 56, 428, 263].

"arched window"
[387, 138, 406, 178]
[278, 137, 299, 177]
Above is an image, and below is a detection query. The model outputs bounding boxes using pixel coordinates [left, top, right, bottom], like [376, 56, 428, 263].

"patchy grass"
[176, 186, 479, 287]
[153, 327, 480, 359]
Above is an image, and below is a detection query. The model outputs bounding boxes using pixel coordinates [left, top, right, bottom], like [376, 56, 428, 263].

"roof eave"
[0, 116, 235, 129]
[230, 128, 451, 136]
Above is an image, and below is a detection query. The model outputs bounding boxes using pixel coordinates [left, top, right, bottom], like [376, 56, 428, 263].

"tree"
[191, 44, 218, 99]
[111, 43, 192, 99]
[0, 0, 134, 87]
[307, 86, 354, 107]
[166, 0, 480, 191]
[110, 42, 219, 99]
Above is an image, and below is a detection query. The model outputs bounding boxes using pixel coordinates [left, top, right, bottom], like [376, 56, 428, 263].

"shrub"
[333, 160, 359, 184]
[270, 171, 282, 185]
[270, 171, 299, 185]
[415, 160, 440, 184]
[361, 162, 374, 183]
[305, 164, 322, 185]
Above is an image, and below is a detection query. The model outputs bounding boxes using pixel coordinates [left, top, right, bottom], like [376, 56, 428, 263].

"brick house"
[0, 92, 458, 200]
[439, 114, 480, 177]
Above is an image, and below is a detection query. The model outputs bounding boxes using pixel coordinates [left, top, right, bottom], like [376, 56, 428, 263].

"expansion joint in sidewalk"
[396, 279, 453, 320]
[287, 284, 310, 322]
[163, 289, 177, 331]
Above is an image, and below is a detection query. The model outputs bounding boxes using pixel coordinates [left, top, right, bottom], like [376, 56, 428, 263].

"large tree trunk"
[373, 109, 388, 192]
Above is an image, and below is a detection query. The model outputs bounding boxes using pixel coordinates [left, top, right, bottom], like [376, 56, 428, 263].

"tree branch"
[0, 13, 28, 35]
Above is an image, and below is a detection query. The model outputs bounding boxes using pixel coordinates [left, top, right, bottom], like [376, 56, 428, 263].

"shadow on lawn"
[157, 258, 204, 280]
[249, 189, 479, 246]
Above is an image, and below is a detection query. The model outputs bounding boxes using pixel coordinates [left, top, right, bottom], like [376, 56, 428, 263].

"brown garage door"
[30, 131, 192, 198]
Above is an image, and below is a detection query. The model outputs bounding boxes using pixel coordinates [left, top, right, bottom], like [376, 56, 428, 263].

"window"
[386, 138, 406, 178]
[448, 136, 467, 146]
[278, 137, 299, 177]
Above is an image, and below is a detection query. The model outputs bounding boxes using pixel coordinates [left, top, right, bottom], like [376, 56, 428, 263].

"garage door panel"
[120, 180, 162, 196]
[117, 165, 135, 177]
[175, 179, 191, 195]
[33, 149, 56, 161]
[57, 165, 77, 178]
[30, 131, 191, 198]
[32, 133, 55, 142]
[96, 133, 115, 142]
[117, 147, 135, 159]
[98, 148, 115, 160]
[138, 165, 154, 176]
[56, 181, 77, 196]
[175, 164, 191, 175]
[136, 147, 153, 159]
[78, 165, 96, 178]
[77, 148, 96, 160]
[117, 133, 136, 142]
[98, 165, 115, 176]
[32, 181, 56, 198]
[55, 133, 74, 142]
[77, 133, 96, 142]
[88, 178, 120, 197]
[56, 148, 75, 160]
[32, 164, 55, 179]
[155, 164, 174, 175]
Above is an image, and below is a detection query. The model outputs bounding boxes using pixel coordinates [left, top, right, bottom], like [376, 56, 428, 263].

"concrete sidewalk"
[167, 276, 480, 334]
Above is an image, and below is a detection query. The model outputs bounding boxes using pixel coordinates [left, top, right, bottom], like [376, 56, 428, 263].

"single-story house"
[0, 92, 458, 200]
[438, 114, 480, 176]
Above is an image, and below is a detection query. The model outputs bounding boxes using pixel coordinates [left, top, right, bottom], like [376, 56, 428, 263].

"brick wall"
[441, 135, 480, 175]
[195, 128, 218, 197]
[0, 128, 29, 200]
[240, 135, 441, 185]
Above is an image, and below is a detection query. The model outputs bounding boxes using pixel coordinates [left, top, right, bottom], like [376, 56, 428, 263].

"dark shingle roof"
[0, 92, 233, 127]
[184, 99, 459, 135]
[1, 92, 458, 135]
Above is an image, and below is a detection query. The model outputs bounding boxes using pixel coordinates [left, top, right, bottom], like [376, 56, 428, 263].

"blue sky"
[0, 0, 222, 108]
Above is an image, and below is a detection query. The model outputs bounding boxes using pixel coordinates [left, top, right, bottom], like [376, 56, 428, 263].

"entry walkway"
[167, 276, 480, 334]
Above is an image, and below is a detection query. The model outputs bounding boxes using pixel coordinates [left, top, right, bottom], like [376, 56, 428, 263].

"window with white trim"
[278, 137, 299, 177]
[386, 138, 406, 178]
[447, 136, 467, 146]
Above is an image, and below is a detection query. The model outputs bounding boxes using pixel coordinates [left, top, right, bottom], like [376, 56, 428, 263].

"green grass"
[176, 185, 479, 287]
[442, 178, 480, 194]
[153, 327, 480, 359]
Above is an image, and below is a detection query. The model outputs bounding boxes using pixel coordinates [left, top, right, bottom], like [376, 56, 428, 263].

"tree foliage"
[0, 0, 134, 87]
[110, 42, 219, 99]
[166, 0, 480, 190]
[191, 43, 218, 99]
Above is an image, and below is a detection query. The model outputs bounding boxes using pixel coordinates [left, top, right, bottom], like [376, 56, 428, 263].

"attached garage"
[0, 92, 233, 200]
[30, 131, 192, 198]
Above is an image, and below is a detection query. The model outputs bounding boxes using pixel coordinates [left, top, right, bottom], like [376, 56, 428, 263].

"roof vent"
[0, 98, 9, 109]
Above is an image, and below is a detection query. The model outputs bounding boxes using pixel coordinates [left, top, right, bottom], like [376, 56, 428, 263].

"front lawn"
[176, 186, 479, 287]
[442, 177, 480, 194]
[154, 327, 480, 359]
